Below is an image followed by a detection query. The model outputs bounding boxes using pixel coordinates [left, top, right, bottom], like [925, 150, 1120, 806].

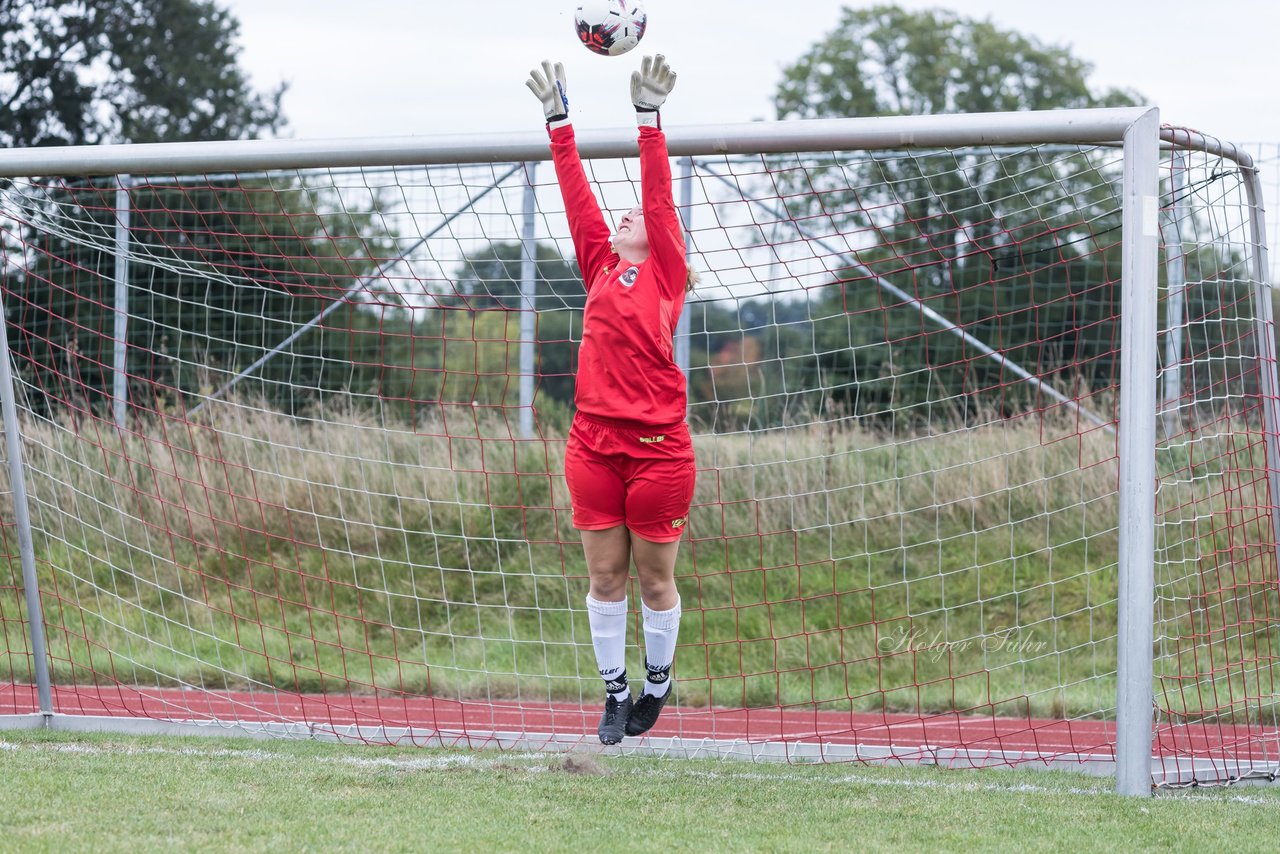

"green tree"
[9, 177, 399, 417]
[442, 242, 584, 425]
[1, 0, 283, 148]
[0, 2, 413, 420]
[771, 5, 1144, 421]
[775, 5, 1138, 121]
[681, 295, 823, 432]
[449, 241, 584, 312]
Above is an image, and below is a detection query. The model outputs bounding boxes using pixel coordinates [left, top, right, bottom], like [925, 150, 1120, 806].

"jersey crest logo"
[619, 266, 639, 287]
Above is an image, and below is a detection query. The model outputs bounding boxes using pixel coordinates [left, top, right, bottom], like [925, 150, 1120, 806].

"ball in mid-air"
[574, 1, 646, 56]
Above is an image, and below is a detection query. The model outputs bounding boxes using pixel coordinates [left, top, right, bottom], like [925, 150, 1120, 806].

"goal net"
[0, 110, 1275, 789]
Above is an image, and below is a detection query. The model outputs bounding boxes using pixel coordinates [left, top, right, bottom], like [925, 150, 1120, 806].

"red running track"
[1, 682, 1275, 768]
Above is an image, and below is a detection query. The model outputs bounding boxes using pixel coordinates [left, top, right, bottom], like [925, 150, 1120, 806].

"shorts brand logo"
[638, 435, 665, 444]
[670, 516, 687, 529]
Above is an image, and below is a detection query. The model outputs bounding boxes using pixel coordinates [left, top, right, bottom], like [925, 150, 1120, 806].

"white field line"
[635, 767, 1280, 806]
[0, 738, 544, 770]
[2, 738, 1277, 806]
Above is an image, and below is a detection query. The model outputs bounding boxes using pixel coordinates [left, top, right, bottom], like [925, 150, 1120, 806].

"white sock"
[641, 597, 681, 699]
[585, 595, 630, 701]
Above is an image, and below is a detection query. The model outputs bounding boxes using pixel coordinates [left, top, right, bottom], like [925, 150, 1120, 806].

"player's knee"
[589, 574, 629, 601]
[587, 559, 630, 600]
[636, 570, 676, 605]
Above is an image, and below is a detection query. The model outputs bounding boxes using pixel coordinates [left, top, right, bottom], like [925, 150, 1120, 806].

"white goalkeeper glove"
[526, 60, 570, 129]
[631, 54, 676, 128]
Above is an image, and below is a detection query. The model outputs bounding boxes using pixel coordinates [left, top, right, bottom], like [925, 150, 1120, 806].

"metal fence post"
[676, 156, 694, 378]
[1159, 153, 1186, 439]
[1115, 107, 1161, 796]
[1239, 154, 1280, 592]
[112, 174, 132, 430]
[0, 290, 54, 718]
[519, 162, 538, 439]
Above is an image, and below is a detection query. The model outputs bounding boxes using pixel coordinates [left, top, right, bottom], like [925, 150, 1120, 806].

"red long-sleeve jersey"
[549, 124, 688, 427]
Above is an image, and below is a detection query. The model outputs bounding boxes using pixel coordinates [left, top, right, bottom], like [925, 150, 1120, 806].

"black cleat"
[597, 694, 633, 745]
[625, 688, 672, 736]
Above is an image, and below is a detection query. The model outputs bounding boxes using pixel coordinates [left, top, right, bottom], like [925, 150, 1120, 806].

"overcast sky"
[221, 0, 1279, 145]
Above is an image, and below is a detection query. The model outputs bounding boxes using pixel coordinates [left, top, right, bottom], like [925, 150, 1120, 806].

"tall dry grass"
[1, 397, 1275, 721]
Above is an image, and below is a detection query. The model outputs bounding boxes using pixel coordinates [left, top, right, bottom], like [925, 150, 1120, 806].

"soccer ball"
[574, 1, 647, 57]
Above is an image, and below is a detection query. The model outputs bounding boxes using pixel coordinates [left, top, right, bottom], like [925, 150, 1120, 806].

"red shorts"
[564, 413, 696, 543]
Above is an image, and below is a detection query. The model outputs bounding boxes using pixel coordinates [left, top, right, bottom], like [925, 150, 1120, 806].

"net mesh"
[0, 132, 1275, 782]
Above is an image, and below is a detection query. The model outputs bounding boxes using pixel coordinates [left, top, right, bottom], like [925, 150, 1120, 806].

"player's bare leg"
[582, 525, 634, 744]
[584, 525, 631, 601]
[633, 536, 680, 610]
[628, 535, 682, 736]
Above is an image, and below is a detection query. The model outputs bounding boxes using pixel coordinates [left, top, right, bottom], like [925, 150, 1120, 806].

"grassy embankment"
[1, 401, 1272, 721]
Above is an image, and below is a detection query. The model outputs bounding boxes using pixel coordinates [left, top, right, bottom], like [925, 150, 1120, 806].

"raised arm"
[526, 60, 613, 288]
[631, 55, 688, 298]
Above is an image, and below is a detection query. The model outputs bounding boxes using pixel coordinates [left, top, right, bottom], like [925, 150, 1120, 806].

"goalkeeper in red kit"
[526, 55, 695, 745]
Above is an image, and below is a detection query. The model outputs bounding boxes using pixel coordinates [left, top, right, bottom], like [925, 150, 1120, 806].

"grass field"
[1, 729, 1279, 852]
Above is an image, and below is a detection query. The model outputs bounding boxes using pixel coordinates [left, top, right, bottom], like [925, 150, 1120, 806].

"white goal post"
[0, 107, 1275, 797]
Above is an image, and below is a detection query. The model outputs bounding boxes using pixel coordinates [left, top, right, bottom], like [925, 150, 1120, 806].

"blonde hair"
[686, 265, 700, 293]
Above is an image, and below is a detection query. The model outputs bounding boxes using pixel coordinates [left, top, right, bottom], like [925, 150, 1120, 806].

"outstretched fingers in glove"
[526, 60, 570, 126]
[631, 54, 676, 126]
